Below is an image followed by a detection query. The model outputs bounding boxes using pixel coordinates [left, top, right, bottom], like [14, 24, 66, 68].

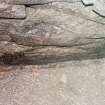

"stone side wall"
[0, 0, 105, 64]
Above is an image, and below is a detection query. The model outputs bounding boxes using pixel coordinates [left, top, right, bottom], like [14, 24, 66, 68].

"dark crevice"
[93, 10, 105, 18]
[81, 0, 93, 6]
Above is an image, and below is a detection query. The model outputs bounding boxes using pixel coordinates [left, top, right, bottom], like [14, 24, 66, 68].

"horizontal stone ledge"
[22, 42, 105, 64]
[0, 36, 105, 64]
[0, 3, 26, 19]
[10, 33, 105, 47]
[2, 0, 81, 5]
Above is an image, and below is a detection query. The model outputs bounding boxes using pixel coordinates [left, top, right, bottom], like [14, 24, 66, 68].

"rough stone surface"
[0, 41, 32, 64]
[0, 1, 105, 105]
[2, 0, 81, 4]
[0, 1, 105, 63]
[0, 3, 26, 19]
[0, 59, 105, 105]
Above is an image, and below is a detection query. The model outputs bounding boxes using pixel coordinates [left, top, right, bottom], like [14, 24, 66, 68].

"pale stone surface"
[1, 0, 81, 4]
[13, 7, 105, 46]
[0, 3, 26, 19]
[0, 1, 105, 105]
[0, 59, 105, 105]
[0, 4, 105, 63]
[93, 0, 105, 17]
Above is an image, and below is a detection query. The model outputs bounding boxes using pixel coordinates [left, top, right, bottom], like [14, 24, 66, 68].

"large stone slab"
[0, 59, 105, 105]
[0, 3, 26, 19]
[12, 7, 105, 46]
[0, 3, 105, 63]
[30, 2, 105, 24]
[0, 6, 105, 46]
[1, 0, 81, 4]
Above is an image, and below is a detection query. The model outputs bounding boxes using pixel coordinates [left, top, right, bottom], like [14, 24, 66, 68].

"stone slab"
[1, 0, 81, 4]
[0, 6, 105, 46]
[0, 3, 26, 19]
[30, 2, 105, 24]
[0, 59, 105, 105]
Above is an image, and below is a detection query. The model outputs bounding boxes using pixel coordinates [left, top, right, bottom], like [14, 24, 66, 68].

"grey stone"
[0, 3, 26, 19]
[1, 6, 104, 63]
[0, 59, 105, 105]
[81, 0, 94, 5]
[0, 1, 105, 63]
[93, 0, 105, 17]
[2, 0, 81, 4]
[30, 2, 105, 24]
[0, 2, 105, 105]
[15, 7, 105, 46]
[0, 6, 105, 46]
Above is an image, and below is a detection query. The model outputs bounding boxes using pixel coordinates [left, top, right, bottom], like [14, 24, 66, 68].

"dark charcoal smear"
[0, 52, 25, 65]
